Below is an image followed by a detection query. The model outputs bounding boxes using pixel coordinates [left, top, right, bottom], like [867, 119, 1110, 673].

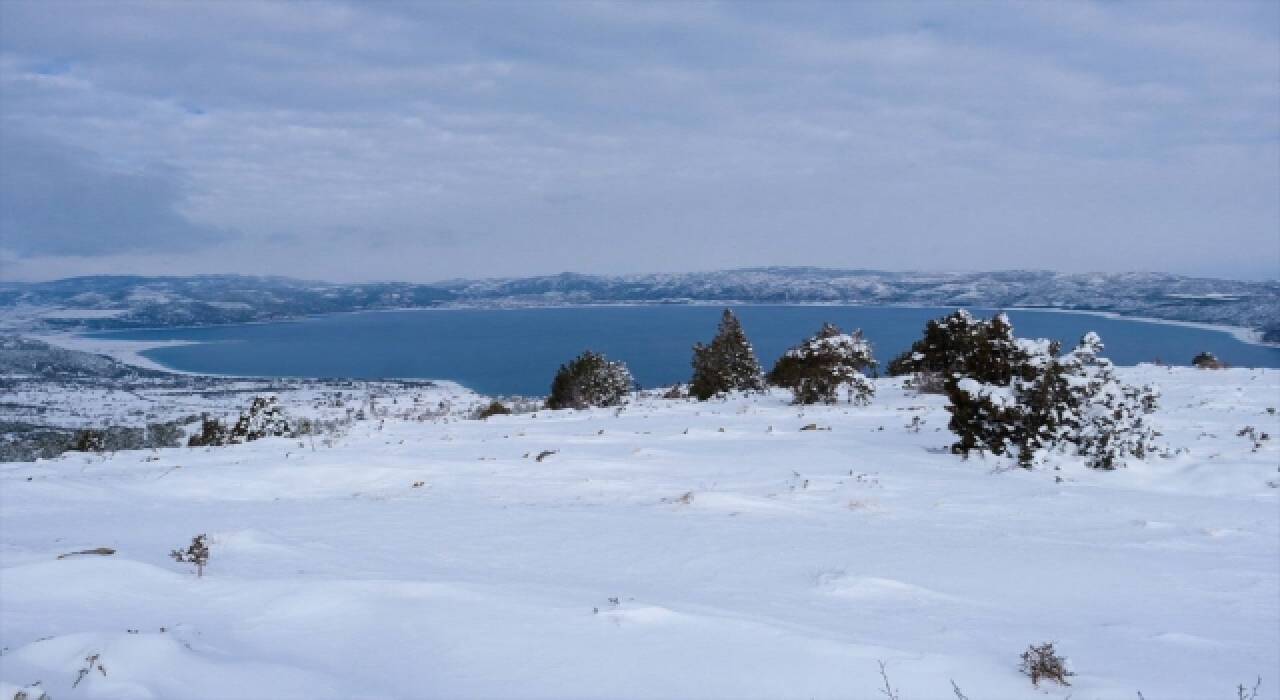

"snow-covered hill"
[1, 367, 1276, 699]
[3, 269, 1277, 342]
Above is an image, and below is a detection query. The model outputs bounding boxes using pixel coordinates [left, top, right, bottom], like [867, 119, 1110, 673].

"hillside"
[3, 269, 1277, 341]
[1, 367, 1276, 698]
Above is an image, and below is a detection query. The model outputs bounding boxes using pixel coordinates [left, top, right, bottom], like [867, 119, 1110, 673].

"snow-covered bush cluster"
[228, 396, 292, 442]
[547, 310, 877, 408]
[66, 421, 188, 454]
[768, 322, 877, 405]
[945, 319, 1159, 469]
[689, 309, 766, 400]
[188, 396, 293, 446]
[547, 351, 634, 410]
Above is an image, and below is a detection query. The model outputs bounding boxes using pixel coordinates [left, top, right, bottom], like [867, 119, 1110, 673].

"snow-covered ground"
[1, 367, 1277, 699]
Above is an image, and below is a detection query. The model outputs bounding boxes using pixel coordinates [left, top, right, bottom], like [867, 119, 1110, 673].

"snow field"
[1, 366, 1277, 699]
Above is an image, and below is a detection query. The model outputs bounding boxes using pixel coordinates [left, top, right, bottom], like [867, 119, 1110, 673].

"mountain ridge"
[2, 268, 1277, 341]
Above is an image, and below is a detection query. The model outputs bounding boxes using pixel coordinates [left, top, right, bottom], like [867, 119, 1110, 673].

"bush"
[769, 323, 877, 405]
[144, 421, 185, 448]
[947, 328, 1158, 469]
[70, 421, 189, 453]
[1192, 351, 1225, 369]
[186, 397, 292, 447]
[891, 311, 1048, 401]
[187, 414, 229, 447]
[1019, 642, 1073, 686]
[547, 351, 634, 410]
[170, 534, 210, 577]
[476, 401, 512, 419]
[70, 429, 106, 453]
[227, 396, 291, 443]
[887, 309, 990, 377]
[689, 309, 765, 400]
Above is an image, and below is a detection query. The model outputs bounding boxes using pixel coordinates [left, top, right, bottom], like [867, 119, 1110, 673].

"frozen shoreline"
[1006, 306, 1279, 349]
[29, 333, 202, 375]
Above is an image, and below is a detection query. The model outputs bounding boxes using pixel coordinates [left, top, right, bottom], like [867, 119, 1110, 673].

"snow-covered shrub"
[890, 310, 1042, 401]
[769, 323, 877, 405]
[547, 351, 634, 410]
[944, 318, 1046, 461]
[1192, 351, 1225, 369]
[888, 309, 990, 377]
[1058, 333, 1159, 470]
[170, 534, 209, 577]
[67, 421, 189, 454]
[1019, 642, 1073, 686]
[70, 429, 106, 453]
[475, 401, 512, 419]
[228, 396, 291, 443]
[187, 414, 229, 447]
[947, 329, 1159, 469]
[144, 421, 185, 448]
[689, 309, 765, 400]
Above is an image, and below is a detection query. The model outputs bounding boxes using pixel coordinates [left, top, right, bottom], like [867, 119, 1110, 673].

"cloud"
[0, 130, 231, 256]
[0, 1, 1275, 280]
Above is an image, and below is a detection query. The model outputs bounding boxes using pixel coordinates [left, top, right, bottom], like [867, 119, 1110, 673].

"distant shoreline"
[1004, 306, 1279, 349]
[30, 334, 203, 375]
[27, 302, 1278, 378]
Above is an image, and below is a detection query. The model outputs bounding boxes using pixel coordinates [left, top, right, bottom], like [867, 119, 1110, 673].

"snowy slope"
[1, 367, 1277, 699]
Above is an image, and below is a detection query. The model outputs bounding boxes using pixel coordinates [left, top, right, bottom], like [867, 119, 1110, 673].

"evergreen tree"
[887, 309, 987, 377]
[769, 323, 876, 405]
[1056, 333, 1159, 469]
[947, 329, 1158, 469]
[547, 350, 634, 410]
[689, 309, 765, 400]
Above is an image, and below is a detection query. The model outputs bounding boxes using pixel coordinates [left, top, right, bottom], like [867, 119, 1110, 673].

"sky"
[1, 1, 1277, 283]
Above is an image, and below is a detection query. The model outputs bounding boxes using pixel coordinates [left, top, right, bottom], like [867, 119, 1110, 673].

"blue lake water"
[90, 306, 1280, 396]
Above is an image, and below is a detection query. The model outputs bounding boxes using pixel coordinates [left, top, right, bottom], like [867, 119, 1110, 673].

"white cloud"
[0, 0, 1275, 281]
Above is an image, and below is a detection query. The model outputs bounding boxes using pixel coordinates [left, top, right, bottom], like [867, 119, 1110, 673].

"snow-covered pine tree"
[689, 309, 765, 400]
[947, 329, 1159, 469]
[887, 309, 988, 377]
[768, 323, 877, 405]
[945, 314, 1047, 460]
[547, 350, 634, 410]
[1055, 332, 1159, 469]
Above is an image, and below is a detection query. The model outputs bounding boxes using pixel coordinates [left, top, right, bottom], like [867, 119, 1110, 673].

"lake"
[89, 306, 1280, 396]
